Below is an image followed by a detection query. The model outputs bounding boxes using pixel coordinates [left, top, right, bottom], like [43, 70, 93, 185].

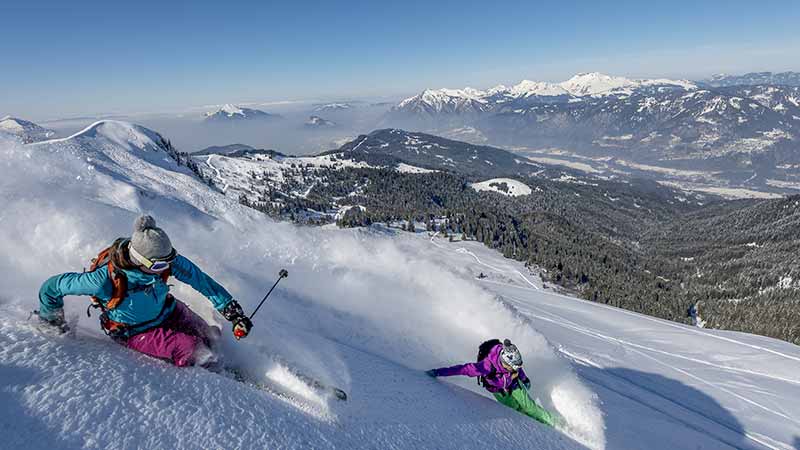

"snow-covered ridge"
[395, 72, 697, 113]
[0, 116, 55, 143]
[313, 103, 354, 112]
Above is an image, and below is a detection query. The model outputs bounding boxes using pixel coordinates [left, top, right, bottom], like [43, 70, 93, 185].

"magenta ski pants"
[125, 300, 220, 367]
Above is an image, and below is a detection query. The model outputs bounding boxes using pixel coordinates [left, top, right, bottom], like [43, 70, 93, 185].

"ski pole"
[249, 269, 288, 320]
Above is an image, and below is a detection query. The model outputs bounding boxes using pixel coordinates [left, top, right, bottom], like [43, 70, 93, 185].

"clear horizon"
[2, 0, 799, 120]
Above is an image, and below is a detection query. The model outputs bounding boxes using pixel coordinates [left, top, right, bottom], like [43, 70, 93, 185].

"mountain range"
[385, 72, 800, 195]
[701, 71, 800, 87]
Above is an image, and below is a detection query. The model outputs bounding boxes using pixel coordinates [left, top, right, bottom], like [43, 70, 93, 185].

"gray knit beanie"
[130, 215, 174, 261]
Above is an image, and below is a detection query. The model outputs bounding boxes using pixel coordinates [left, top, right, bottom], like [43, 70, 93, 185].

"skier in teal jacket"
[36, 215, 252, 367]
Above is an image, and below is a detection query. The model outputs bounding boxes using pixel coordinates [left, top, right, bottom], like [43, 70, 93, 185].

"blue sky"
[1, 0, 799, 119]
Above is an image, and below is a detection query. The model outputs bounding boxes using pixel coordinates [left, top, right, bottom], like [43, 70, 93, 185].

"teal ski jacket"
[38, 254, 233, 335]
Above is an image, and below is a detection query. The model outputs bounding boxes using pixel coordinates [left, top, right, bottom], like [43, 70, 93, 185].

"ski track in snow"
[350, 136, 368, 152]
[522, 303, 794, 449]
[520, 299, 800, 388]
[206, 154, 230, 193]
[429, 232, 540, 290]
[423, 235, 800, 450]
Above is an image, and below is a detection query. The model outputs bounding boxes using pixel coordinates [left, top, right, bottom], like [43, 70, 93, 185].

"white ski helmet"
[500, 339, 523, 370]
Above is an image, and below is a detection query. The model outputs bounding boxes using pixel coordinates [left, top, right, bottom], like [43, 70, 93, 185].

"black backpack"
[476, 339, 501, 388]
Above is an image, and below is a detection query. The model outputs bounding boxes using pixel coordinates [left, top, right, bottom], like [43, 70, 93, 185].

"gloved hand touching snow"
[33, 308, 69, 333]
[425, 369, 438, 378]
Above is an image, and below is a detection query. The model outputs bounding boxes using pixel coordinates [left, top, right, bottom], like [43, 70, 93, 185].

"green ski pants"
[494, 386, 555, 427]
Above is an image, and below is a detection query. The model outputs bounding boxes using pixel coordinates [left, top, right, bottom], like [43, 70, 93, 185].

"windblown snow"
[1, 120, 799, 450]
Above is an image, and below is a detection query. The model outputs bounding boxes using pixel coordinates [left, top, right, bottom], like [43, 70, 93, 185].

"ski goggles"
[129, 245, 177, 272]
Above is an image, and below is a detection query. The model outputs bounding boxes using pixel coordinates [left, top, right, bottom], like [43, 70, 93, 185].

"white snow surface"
[1, 121, 799, 450]
[471, 178, 533, 196]
[0, 116, 56, 143]
[0, 121, 601, 450]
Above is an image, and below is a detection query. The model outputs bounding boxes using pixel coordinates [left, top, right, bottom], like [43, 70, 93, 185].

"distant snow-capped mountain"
[396, 87, 491, 117]
[385, 72, 800, 181]
[204, 104, 282, 122]
[304, 115, 337, 128]
[0, 116, 55, 143]
[392, 72, 697, 117]
[702, 71, 800, 88]
[312, 103, 354, 112]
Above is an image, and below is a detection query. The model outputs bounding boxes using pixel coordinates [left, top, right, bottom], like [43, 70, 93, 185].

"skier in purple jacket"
[427, 339, 556, 426]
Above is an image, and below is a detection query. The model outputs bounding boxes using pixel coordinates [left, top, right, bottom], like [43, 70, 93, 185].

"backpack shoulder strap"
[104, 264, 128, 310]
[89, 239, 129, 311]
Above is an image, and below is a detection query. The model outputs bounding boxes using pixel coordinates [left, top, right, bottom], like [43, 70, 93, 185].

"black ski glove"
[425, 369, 439, 378]
[222, 300, 252, 340]
[232, 316, 253, 340]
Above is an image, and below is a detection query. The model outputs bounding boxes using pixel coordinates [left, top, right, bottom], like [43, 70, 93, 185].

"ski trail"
[206, 155, 230, 193]
[350, 136, 368, 152]
[516, 299, 800, 428]
[561, 349, 785, 450]
[479, 276, 800, 365]
[429, 233, 540, 290]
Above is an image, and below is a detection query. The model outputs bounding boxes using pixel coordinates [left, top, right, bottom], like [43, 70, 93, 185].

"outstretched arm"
[433, 357, 494, 378]
[38, 269, 111, 320]
[170, 255, 234, 311]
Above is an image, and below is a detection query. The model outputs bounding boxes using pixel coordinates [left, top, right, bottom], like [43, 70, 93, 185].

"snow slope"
[426, 235, 800, 450]
[0, 116, 55, 143]
[2, 120, 798, 450]
[0, 122, 602, 449]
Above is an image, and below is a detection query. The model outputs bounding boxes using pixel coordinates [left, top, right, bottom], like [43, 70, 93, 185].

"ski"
[293, 371, 348, 401]
[221, 366, 348, 402]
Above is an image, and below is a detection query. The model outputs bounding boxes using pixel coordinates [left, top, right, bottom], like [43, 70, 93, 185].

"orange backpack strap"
[88, 239, 129, 311]
[104, 264, 128, 310]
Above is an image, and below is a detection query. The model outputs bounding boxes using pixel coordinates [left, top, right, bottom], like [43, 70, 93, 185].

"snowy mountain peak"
[36, 120, 175, 164]
[204, 104, 281, 122]
[559, 72, 639, 96]
[560, 72, 696, 96]
[510, 80, 569, 97]
[0, 116, 55, 143]
[220, 104, 244, 115]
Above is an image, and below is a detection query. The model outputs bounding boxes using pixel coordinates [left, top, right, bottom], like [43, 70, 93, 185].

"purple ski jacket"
[432, 343, 529, 393]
